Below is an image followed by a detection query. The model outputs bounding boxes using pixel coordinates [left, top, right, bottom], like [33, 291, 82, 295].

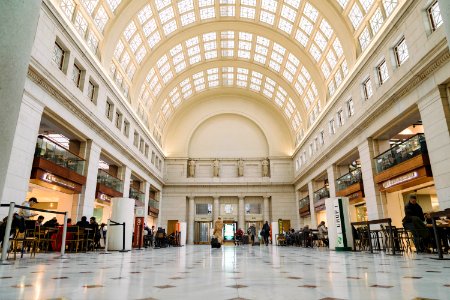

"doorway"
[167, 220, 178, 235]
[194, 221, 211, 244]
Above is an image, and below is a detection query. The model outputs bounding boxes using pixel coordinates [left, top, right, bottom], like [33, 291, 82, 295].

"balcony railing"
[97, 169, 123, 193]
[299, 196, 309, 209]
[35, 135, 85, 175]
[129, 187, 145, 202]
[374, 133, 427, 174]
[149, 199, 159, 210]
[336, 168, 362, 191]
[313, 187, 330, 203]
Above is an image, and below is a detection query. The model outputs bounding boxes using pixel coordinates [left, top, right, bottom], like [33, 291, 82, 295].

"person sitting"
[36, 215, 45, 226]
[235, 228, 244, 245]
[43, 217, 59, 228]
[76, 216, 90, 228]
[317, 221, 329, 247]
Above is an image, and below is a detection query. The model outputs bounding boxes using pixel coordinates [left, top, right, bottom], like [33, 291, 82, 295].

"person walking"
[213, 217, 224, 244]
[262, 221, 270, 246]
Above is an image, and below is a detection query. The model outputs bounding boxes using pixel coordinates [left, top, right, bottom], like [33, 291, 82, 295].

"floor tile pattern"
[0, 245, 449, 299]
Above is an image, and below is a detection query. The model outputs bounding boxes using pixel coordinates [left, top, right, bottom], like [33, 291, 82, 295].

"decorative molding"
[26, 65, 164, 187]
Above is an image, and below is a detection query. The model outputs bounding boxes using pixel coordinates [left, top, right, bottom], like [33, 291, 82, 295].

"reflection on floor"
[0, 245, 449, 300]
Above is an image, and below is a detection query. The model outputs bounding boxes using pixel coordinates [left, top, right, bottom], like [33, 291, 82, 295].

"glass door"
[194, 222, 211, 244]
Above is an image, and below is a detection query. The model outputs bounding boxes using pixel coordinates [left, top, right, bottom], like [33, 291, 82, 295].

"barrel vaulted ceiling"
[53, 0, 403, 147]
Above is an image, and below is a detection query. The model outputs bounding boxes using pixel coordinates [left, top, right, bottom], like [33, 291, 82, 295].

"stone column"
[358, 139, 386, 220]
[308, 182, 317, 228]
[187, 196, 195, 244]
[0, 96, 44, 212]
[238, 196, 245, 230]
[263, 196, 270, 223]
[213, 196, 220, 221]
[157, 190, 163, 228]
[418, 86, 450, 209]
[120, 166, 132, 198]
[77, 141, 101, 219]
[0, 0, 42, 206]
[439, 0, 450, 50]
[143, 181, 151, 222]
[295, 191, 301, 229]
[327, 165, 339, 197]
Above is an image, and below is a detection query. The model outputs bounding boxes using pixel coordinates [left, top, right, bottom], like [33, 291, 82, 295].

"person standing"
[402, 194, 428, 252]
[262, 221, 270, 246]
[19, 197, 39, 220]
[213, 217, 224, 244]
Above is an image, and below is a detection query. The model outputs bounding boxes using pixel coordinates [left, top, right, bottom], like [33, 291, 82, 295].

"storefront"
[28, 134, 86, 223]
[336, 167, 366, 222]
[299, 196, 311, 227]
[94, 166, 123, 224]
[147, 188, 160, 227]
[373, 133, 435, 226]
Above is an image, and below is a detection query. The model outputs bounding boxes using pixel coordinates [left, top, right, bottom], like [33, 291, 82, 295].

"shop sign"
[98, 193, 111, 202]
[41, 172, 76, 190]
[382, 171, 418, 189]
[348, 192, 360, 200]
[334, 199, 344, 248]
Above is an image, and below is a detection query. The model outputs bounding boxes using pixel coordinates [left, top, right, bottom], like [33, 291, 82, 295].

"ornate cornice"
[26, 65, 164, 187]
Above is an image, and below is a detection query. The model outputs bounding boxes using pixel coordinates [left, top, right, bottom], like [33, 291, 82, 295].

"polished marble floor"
[0, 245, 449, 300]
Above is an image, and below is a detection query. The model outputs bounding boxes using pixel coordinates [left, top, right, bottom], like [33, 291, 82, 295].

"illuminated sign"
[41, 172, 76, 190]
[98, 193, 111, 202]
[382, 171, 418, 189]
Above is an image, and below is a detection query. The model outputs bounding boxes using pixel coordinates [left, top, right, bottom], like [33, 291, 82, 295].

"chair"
[8, 220, 38, 259]
[65, 226, 81, 252]
[276, 234, 286, 246]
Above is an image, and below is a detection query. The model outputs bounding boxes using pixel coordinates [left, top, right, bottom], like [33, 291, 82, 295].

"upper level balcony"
[96, 169, 123, 199]
[313, 187, 329, 212]
[336, 168, 364, 202]
[299, 196, 310, 217]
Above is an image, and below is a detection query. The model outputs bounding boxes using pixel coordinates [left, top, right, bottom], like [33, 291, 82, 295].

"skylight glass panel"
[163, 20, 178, 35]
[278, 20, 293, 34]
[342, 59, 348, 76]
[142, 19, 157, 36]
[136, 47, 146, 64]
[349, 4, 364, 29]
[262, 0, 278, 12]
[87, 30, 99, 52]
[181, 12, 196, 26]
[361, 0, 375, 13]
[60, 0, 75, 19]
[294, 82, 304, 95]
[120, 51, 130, 69]
[156, 0, 171, 10]
[335, 71, 342, 86]
[175, 61, 186, 73]
[281, 5, 296, 22]
[320, 19, 333, 39]
[273, 43, 286, 55]
[326, 51, 337, 69]
[299, 17, 313, 35]
[157, 55, 168, 68]
[106, 0, 122, 12]
[178, 0, 194, 13]
[260, 11, 275, 25]
[321, 62, 331, 79]
[205, 51, 217, 59]
[138, 5, 153, 24]
[314, 32, 327, 51]
[124, 22, 137, 41]
[328, 82, 336, 96]
[240, 6, 256, 19]
[200, 7, 215, 19]
[304, 2, 319, 22]
[333, 39, 343, 57]
[309, 44, 321, 62]
[383, 0, 398, 16]
[220, 6, 235, 17]
[81, 0, 98, 15]
[130, 34, 142, 52]
[148, 32, 161, 48]
[302, 67, 311, 80]
[359, 27, 371, 50]
[337, 0, 349, 9]
[295, 30, 309, 47]
[190, 55, 201, 64]
[159, 7, 174, 23]
[187, 45, 200, 56]
[126, 63, 136, 80]
[74, 11, 88, 37]
[370, 8, 384, 34]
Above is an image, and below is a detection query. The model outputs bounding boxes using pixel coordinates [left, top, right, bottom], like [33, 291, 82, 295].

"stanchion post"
[99, 219, 111, 254]
[55, 212, 69, 259]
[1, 202, 16, 265]
[120, 222, 126, 252]
[367, 224, 373, 254]
[388, 219, 395, 255]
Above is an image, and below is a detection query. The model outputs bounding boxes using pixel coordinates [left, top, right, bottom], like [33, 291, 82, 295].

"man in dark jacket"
[404, 195, 424, 221]
[261, 221, 270, 246]
[403, 194, 428, 252]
